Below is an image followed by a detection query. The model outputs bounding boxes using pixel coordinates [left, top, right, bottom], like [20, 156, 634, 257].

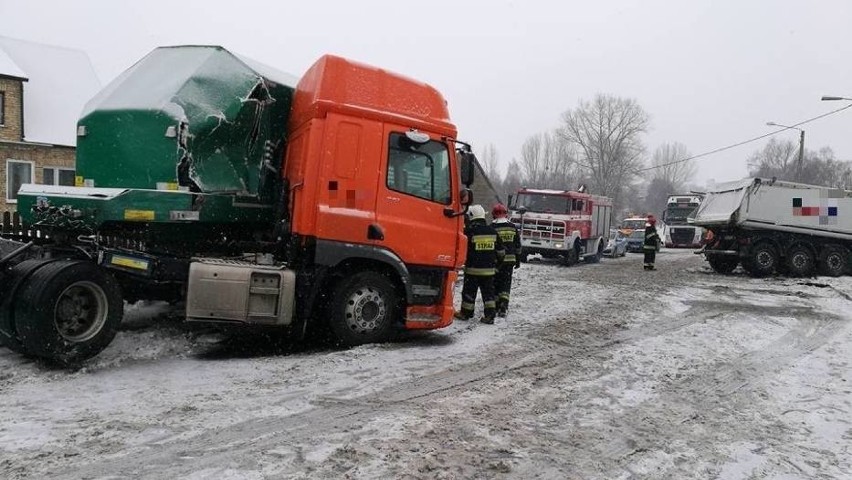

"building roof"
[0, 36, 101, 146]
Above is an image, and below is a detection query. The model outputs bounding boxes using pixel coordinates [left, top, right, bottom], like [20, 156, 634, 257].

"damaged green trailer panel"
[75, 45, 297, 199]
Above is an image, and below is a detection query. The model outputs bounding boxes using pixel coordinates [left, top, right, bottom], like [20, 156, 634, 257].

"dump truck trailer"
[692, 177, 852, 277]
[0, 46, 476, 364]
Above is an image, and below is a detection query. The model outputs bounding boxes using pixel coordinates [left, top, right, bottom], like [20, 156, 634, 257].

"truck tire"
[14, 260, 123, 364]
[0, 258, 57, 355]
[747, 242, 778, 277]
[328, 271, 399, 347]
[818, 245, 847, 277]
[561, 242, 580, 266]
[707, 255, 738, 274]
[786, 245, 816, 277]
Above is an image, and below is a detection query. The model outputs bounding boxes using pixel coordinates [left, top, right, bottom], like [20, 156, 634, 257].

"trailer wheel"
[747, 242, 778, 277]
[786, 245, 815, 277]
[818, 245, 847, 277]
[707, 255, 738, 274]
[328, 271, 399, 347]
[14, 260, 123, 364]
[0, 259, 57, 355]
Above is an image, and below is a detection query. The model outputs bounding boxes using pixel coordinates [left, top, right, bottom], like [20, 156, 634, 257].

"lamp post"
[766, 121, 805, 182]
[821, 95, 852, 101]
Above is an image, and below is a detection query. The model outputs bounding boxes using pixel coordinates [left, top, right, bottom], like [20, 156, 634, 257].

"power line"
[633, 102, 852, 173]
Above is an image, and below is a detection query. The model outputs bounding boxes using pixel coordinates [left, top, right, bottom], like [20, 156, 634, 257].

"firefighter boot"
[454, 310, 471, 321]
[479, 315, 495, 325]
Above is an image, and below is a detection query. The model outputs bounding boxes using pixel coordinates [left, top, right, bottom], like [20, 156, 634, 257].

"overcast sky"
[2, 0, 852, 185]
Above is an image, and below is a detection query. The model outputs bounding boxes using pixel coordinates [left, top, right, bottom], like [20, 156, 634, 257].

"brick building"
[0, 36, 101, 213]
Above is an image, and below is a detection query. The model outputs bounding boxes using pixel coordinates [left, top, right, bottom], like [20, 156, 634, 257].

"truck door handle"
[368, 224, 384, 241]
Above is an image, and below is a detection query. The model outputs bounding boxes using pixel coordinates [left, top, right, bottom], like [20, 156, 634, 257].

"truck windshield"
[621, 219, 646, 230]
[514, 193, 569, 213]
[387, 133, 451, 204]
[665, 206, 698, 225]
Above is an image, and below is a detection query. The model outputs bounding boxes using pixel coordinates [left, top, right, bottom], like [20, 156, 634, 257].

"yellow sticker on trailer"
[110, 255, 149, 270]
[124, 209, 155, 221]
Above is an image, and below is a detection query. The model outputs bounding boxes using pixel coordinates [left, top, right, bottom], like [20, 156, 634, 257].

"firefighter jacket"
[463, 218, 505, 276]
[492, 218, 521, 266]
[643, 225, 660, 250]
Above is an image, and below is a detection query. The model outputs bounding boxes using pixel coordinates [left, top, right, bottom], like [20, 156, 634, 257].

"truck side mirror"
[444, 188, 474, 218]
[458, 151, 475, 187]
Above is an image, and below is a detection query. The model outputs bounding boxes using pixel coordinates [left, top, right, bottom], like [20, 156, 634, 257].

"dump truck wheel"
[786, 245, 815, 277]
[818, 245, 847, 277]
[328, 271, 399, 347]
[15, 260, 123, 364]
[707, 255, 738, 274]
[0, 259, 57, 355]
[747, 242, 778, 277]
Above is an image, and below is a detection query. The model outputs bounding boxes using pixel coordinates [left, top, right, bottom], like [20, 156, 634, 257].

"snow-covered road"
[1, 249, 850, 479]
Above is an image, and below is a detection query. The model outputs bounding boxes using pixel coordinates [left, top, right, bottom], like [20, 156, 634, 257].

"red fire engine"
[508, 187, 613, 265]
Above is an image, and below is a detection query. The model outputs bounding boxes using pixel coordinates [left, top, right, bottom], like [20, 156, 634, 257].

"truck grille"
[671, 227, 696, 245]
[515, 218, 566, 239]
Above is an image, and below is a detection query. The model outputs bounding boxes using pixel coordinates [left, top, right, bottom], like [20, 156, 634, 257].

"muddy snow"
[1, 249, 850, 479]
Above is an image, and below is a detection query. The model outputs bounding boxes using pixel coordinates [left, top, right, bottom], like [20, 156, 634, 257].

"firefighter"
[491, 203, 521, 317]
[455, 204, 505, 324]
[643, 215, 661, 270]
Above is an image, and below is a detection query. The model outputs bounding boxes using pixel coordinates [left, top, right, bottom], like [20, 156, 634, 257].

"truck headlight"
[555, 242, 563, 249]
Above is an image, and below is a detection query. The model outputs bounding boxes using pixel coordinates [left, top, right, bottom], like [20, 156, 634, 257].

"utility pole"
[797, 129, 805, 183]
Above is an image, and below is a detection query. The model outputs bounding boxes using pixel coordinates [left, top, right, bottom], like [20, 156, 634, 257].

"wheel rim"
[344, 286, 387, 334]
[755, 249, 774, 269]
[54, 281, 109, 342]
[791, 252, 809, 270]
[826, 253, 843, 271]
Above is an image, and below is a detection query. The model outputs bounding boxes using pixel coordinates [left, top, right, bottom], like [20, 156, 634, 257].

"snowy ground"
[1, 249, 851, 479]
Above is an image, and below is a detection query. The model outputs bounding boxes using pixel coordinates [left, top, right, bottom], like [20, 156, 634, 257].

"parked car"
[626, 229, 646, 253]
[603, 228, 627, 257]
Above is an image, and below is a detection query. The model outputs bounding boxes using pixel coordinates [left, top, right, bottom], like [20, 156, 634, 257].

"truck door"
[375, 128, 460, 268]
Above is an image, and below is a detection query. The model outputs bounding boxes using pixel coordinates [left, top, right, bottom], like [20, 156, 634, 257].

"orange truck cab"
[279, 55, 473, 341]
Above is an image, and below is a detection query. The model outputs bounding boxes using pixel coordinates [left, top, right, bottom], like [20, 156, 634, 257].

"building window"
[43, 167, 76, 186]
[0, 91, 5, 126]
[6, 159, 34, 203]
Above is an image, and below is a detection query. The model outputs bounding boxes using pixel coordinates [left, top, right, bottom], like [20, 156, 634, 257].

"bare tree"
[502, 159, 524, 203]
[520, 130, 578, 190]
[478, 143, 503, 186]
[559, 94, 650, 212]
[650, 142, 695, 191]
[747, 138, 798, 180]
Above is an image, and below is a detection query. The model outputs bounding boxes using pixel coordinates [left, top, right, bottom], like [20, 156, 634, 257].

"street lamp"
[821, 96, 852, 101]
[766, 121, 805, 182]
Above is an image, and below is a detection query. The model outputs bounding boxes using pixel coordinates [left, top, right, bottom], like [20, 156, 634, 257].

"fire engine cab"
[509, 187, 613, 266]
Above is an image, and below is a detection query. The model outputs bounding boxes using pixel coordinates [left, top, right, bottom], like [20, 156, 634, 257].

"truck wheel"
[14, 260, 123, 364]
[707, 255, 738, 274]
[329, 271, 399, 347]
[748, 242, 778, 277]
[786, 245, 815, 277]
[0, 259, 57, 355]
[818, 245, 847, 277]
[561, 243, 580, 266]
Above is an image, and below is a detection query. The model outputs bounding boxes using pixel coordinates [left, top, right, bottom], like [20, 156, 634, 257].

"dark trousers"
[643, 248, 656, 269]
[459, 273, 496, 319]
[494, 264, 515, 313]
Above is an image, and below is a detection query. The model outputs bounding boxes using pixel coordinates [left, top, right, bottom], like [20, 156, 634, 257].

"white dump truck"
[691, 177, 852, 277]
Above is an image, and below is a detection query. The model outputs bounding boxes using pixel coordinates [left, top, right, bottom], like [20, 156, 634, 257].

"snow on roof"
[0, 47, 27, 79]
[0, 36, 101, 146]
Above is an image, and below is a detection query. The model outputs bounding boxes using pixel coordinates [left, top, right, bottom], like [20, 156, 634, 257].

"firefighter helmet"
[491, 203, 508, 218]
[646, 215, 657, 226]
[468, 204, 486, 220]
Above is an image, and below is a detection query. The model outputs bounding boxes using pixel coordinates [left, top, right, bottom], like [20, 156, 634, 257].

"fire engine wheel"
[786, 245, 816, 277]
[818, 245, 847, 277]
[561, 243, 580, 266]
[14, 259, 123, 365]
[329, 271, 399, 347]
[746, 242, 778, 277]
[707, 255, 738, 274]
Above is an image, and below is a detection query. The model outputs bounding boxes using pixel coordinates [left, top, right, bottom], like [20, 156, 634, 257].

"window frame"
[386, 132, 452, 205]
[0, 91, 5, 126]
[42, 165, 76, 186]
[6, 159, 35, 203]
